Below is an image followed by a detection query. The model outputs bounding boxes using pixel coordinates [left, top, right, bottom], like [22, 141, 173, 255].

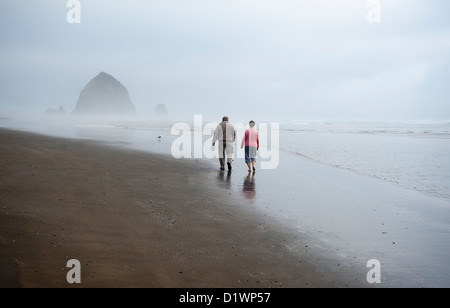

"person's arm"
[241, 130, 247, 149]
[257, 131, 260, 150]
[212, 126, 219, 146]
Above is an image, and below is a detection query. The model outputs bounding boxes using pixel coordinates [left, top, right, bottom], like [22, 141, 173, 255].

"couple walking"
[212, 116, 260, 173]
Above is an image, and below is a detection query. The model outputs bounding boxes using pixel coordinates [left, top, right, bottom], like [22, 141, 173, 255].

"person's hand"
[212, 142, 215, 147]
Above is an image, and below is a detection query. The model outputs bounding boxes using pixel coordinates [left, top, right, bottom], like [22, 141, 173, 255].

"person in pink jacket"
[241, 120, 260, 173]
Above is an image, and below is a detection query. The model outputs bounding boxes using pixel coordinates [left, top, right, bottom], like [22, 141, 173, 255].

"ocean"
[2, 117, 448, 201]
[280, 120, 450, 201]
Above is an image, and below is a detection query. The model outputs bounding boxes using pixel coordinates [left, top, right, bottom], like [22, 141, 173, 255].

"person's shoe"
[220, 167, 225, 171]
[227, 162, 232, 171]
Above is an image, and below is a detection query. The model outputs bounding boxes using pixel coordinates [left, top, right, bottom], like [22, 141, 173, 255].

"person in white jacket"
[212, 116, 236, 171]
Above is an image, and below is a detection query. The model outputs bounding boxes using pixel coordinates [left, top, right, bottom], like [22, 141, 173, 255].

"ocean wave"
[281, 146, 450, 200]
[279, 123, 450, 201]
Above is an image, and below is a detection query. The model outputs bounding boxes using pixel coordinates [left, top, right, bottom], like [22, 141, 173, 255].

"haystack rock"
[155, 104, 169, 117]
[72, 72, 136, 115]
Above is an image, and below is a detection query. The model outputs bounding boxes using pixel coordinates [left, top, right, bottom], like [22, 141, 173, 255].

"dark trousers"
[219, 141, 234, 168]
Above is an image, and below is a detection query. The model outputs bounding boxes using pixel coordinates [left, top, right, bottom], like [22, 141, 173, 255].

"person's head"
[222, 116, 229, 122]
[249, 120, 256, 128]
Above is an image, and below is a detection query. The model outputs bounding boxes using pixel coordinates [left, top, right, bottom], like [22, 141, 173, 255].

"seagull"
[157, 135, 162, 139]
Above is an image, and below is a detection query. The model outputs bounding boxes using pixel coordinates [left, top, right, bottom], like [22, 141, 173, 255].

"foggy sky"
[1, 0, 449, 121]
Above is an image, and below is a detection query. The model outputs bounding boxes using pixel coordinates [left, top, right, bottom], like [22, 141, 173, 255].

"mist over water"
[2, 114, 449, 201]
[280, 120, 450, 200]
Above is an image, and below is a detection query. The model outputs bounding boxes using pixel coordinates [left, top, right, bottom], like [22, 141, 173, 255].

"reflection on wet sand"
[217, 170, 232, 189]
[242, 172, 256, 200]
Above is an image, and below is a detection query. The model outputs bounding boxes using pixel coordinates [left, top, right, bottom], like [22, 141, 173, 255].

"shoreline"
[0, 128, 354, 288]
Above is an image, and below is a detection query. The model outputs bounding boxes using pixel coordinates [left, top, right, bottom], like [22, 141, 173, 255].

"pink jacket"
[241, 127, 259, 148]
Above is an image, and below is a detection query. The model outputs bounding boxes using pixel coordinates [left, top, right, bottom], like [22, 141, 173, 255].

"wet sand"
[226, 148, 450, 288]
[0, 128, 351, 288]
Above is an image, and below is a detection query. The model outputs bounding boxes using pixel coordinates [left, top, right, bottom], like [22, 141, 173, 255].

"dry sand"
[0, 128, 350, 288]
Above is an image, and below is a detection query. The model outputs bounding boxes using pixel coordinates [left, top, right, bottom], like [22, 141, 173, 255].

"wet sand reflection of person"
[218, 170, 232, 189]
[242, 172, 256, 200]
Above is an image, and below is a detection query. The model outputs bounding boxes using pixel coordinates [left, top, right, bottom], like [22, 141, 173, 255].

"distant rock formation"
[72, 72, 136, 115]
[45, 106, 67, 115]
[155, 104, 169, 117]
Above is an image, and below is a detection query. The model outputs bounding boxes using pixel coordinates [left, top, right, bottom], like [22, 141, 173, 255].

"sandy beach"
[2, 0, 450, 291]
[0, 128, 353, 288]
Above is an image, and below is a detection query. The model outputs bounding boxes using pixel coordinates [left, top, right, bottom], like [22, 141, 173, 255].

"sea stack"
[155, 104, 169, 117]
[72, 72, 136, 115]
[45, 106, 67, 115]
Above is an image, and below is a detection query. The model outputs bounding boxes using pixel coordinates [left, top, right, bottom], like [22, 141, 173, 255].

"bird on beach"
[157, 135, 162, 139]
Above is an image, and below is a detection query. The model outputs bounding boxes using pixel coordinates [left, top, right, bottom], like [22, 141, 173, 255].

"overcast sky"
[0, 0, 449, 121]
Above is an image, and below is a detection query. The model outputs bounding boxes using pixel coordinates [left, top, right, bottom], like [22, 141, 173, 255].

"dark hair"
[222, 116, 229, 122]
